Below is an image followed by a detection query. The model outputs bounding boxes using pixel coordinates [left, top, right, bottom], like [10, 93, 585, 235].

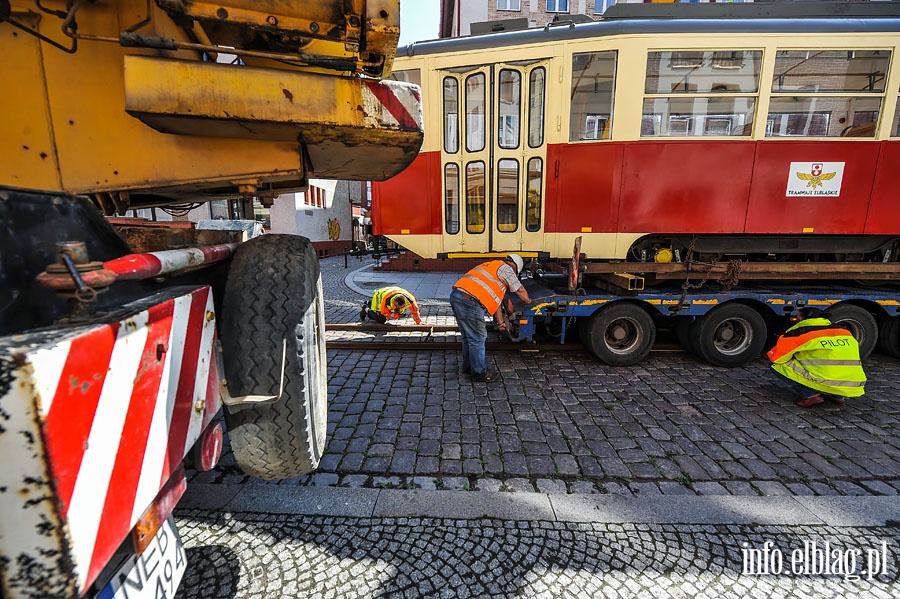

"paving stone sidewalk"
[189, 255, 900, 497]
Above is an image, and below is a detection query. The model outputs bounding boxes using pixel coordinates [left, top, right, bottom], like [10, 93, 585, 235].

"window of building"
[547, 0, 568, 13]
[768, 49, 891, 137]
[466, 161, 486, 234]
[642, 49, 761, 137]
[497, 159, 519, 233]
[445, 164, 460, 234]
[569, 51, 616, 141]
[594, 0, 616, 16]
[498, 0, 521, 10]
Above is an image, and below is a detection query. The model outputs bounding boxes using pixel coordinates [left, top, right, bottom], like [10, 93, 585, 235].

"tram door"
[440, 61, 548, 255]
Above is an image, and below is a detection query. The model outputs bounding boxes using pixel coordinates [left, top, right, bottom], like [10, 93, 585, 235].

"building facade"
[439, 0, 774, 38]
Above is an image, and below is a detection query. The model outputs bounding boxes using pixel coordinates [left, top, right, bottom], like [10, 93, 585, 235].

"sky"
[399, 0, 441, 46]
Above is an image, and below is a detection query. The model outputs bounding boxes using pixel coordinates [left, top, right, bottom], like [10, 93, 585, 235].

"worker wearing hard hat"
[449, 254, 531, 382]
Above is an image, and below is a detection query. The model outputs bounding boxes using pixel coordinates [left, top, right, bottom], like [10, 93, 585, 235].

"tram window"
[498, 69, 522, 149]
[645, 51, 762, 94]
[526, 158, 542, 233]
[445, 163, 460, 235]
[528, 68, 546, 147]
[772, 50, 891, 94]
[766, 96, 881, 137]
[443, 77, 459, 154]
[391, 69, 421, 88]
[570, 51, 616, 141]
[497, 159, 519, 233]
[466, 161, 486, 234]
[466, 73, 486, 152]
[641, 97, 756, 137]
[893, 96, 900, 137]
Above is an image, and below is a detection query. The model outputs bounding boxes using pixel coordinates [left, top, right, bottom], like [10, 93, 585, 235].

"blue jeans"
[449, 288, 487, 376]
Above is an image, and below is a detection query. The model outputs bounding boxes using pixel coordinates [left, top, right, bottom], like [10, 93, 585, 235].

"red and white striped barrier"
[0, 286, 222, 597]
[104, 243, 241, 281]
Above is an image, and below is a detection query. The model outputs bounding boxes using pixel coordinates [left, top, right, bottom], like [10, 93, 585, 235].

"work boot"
[471, 370, 498, 383]
[795, 394, 824, 408]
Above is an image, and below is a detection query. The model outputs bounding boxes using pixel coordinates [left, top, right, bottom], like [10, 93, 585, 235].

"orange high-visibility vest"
[370, 287, 421, 324]
[453, 260, 508, 315]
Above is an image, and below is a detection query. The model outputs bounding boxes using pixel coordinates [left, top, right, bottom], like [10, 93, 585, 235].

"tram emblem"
[786, 162, 845, 197]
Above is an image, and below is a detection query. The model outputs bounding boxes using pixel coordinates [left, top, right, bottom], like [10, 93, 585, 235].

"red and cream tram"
[372, 3, 900, 267]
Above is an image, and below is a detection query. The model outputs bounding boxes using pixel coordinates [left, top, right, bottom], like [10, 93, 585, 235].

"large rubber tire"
[690, 303, 767, 367]
[674, 316, 698, 355]
[826, 304, 877, 360]
[221, 235, 328, 480]
[582, 303, 656, 366]
[877, 316, 900, 358]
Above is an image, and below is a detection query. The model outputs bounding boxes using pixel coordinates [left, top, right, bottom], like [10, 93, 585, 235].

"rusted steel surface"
[582, 261, 900, 281]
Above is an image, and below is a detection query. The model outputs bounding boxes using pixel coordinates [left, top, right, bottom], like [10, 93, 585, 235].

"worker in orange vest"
[449, 254, 531, 382]
[361, 286, 421, 324]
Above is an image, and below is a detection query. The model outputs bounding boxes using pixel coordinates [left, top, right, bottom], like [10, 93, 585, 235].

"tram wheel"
[582, 303, 656, 366]
[826, 304, 877, 360]
[690, 303, 767, 367]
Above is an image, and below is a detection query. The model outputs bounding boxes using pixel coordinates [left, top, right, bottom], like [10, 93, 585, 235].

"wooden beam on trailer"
[581, 261, 900, 281]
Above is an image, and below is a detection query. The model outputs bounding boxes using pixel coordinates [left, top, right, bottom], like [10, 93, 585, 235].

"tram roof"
[400, 2, 900, 58]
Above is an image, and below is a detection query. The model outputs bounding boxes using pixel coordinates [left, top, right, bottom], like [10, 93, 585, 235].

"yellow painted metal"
[654, 248, 674, 263]
[159, 0, 400, 76]
[444, 251, 542, 259]
[1, 0, 421, 208]
[123, 55, 422, 179]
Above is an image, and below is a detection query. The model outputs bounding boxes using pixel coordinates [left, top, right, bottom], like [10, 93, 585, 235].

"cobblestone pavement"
[192, 255, 900, 498]
[176, 509, 898, 598]
[175, 255, 900, 597]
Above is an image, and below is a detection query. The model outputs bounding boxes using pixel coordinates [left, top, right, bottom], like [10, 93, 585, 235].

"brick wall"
[312, 240, 352, 258]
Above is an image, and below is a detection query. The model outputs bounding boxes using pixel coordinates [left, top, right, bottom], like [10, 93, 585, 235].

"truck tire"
[877, 316, 900, 358]
[582, 303, 656, 366]
[825, 304, 877, 359]
[674, 316, 699, 355]
[690, 303, 766, 367]
[221, 235, 328, 479]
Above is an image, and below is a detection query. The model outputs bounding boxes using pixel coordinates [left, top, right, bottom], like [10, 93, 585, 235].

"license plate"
[99, 516, 186, 599]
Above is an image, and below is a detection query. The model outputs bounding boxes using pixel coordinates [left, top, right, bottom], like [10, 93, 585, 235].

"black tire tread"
[220, 235, 327, 480]
[691, 303, 767, 368]
[826, 304, 878, 360]
[582, 303, 656, 366]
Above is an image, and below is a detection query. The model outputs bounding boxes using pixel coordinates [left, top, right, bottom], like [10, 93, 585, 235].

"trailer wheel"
[690, 304, 766, 367]
[582, 303, 656, 366]
[825, 304, 877, 359]
[674, 316, 698, 355]
[877, 316, 900, 358]
[221, 235, 328, 480]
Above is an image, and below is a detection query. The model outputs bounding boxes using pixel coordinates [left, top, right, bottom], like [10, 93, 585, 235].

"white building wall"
[460, 1, 488, 36]
[270, 179, 351, 244]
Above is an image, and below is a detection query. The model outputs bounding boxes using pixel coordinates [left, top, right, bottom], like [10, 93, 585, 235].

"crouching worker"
[361, 286, 422, 324]
[767, 308, 866, 408]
